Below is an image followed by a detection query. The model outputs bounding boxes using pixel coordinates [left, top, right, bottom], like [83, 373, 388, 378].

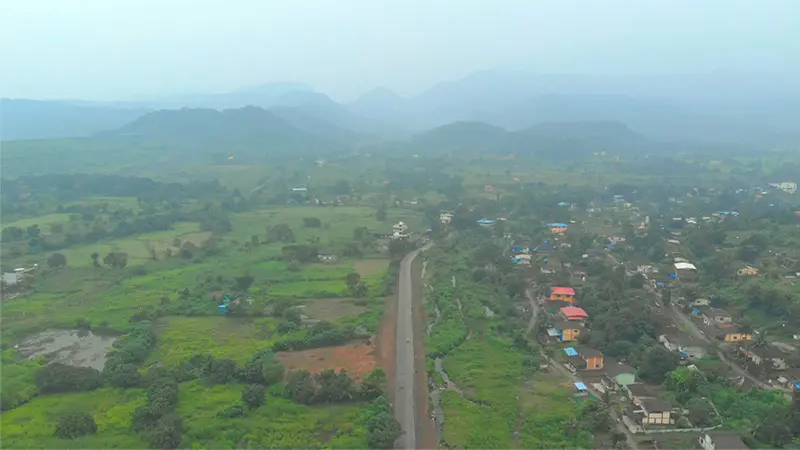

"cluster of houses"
[543, 287, 588, 342]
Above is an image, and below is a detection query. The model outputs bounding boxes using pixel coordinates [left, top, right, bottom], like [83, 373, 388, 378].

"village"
[463, 182, 800, 449]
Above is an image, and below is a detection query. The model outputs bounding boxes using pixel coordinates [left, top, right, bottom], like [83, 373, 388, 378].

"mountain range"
[2, 70, 799, 151]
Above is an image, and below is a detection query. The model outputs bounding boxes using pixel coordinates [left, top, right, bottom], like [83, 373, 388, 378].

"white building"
[439, 212, 454, 225]
[392, 221, 409, 240]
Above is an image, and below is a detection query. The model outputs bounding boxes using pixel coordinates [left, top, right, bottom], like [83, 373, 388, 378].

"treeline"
[1, 174, 224, 205]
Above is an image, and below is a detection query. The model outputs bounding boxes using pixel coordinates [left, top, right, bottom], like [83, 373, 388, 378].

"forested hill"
[0, 99, 149, 140]
[405, 120, 653, 158]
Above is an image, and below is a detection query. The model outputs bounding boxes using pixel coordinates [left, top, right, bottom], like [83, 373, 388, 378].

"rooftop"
[705, 432, 747, 450]
[674, 262, 697, 271]
[551, 287, 576, 296]
[577, 347, 603, 358]
[641, 397, 671, 413]
[626, 383, 655, 398]
[560, 306, 589, 319]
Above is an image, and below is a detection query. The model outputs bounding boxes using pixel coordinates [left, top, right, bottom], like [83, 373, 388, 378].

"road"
[524, 286, 539, 333]
[394, 244, 431, 449]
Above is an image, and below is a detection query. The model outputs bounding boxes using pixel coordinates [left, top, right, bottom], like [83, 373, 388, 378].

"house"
[476, 218, 496, 228]
[318, 254, 340, 264]
[737, 266, 760, 277]
[636, 398, 673, 426]
[578, 347, 604, 370]
[699, 307, 732, 326]
[637, 264, 658, 274]
[560, 306, 589, 321]
[439, 212, 454, 225]
[2, 272, 22, 286]
[512, 254, 532, 265]
[547, 320, 582, 342]
[689, 298, 711, 307]
[674, 262, 698, 280]
[658, 333, 706, 359]
[392, 222, 410, 240]
[602, 361, 637, 391]
[625, 383, 657, 406]
[548, 223, 569, 234]
[608, 236, 626, 244]
[738, 344, 789, 369]
[712, 324, 753, 343]
[546, 286, 575, 304]
[698, 432, 747, 450]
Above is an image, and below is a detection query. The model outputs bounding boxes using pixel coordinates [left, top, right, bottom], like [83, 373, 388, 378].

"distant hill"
[0, 99, 149, 140]
[113, 106, 335, 156]
[408, 120, 652, 158]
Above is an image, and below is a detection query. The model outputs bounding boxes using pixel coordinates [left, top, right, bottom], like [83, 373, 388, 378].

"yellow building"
[737, 267, 760, 277]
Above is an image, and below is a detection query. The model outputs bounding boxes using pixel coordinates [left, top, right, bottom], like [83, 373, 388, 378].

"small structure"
[698, 432, 747, 450]
[658, 333, 706, 360]
[577, 347, 604, 370]
[711, 324, 753, 343]
[546, 286, 576, 304]
[573, 381, 589, 395]
[737, 266, 760, 277]
[625, 383, 656, 406]
[477, 218, 496, 228]
[291, 187, 308, 192]
[602, 361, 637, 391]
[2, 272, 23, 286]
[439, 212, 454, 225]
[318, 254, 340, 264]
[737, 344, 789, 369]
[392, 221, 410, 240]
[512, 254, 532, 266]
[547, 320, 582, 342]
[635, 398, 673, 426]
[558, 201, 571, 207]
[674, 262, 698, 280]
[548, 222, 569, 234]
[699, 307, 732, 326]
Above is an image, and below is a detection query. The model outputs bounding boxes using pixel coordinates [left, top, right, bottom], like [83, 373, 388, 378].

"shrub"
[55, 412, 97, 440]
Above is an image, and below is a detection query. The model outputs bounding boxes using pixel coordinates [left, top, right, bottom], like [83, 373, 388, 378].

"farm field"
[149, 316, 278, 366]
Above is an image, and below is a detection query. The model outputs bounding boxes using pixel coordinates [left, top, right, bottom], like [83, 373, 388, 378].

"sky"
[1, 0, 799, 102]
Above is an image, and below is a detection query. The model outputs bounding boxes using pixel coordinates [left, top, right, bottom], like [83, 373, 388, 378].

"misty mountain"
[0, 99, 150, 140]
[351, 70, 800, 147]
[111, 106, 337, 156]
[408, 120, 652, 157]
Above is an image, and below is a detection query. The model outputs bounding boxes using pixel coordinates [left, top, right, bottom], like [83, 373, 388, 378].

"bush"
[35, 363, 103, 394]
[242, 384, 266, 410]
[55, 412, 97, 439]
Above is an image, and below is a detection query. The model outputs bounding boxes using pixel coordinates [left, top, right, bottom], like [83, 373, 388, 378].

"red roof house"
[560, 306, 589, 321]
[547, 286, 576, 303]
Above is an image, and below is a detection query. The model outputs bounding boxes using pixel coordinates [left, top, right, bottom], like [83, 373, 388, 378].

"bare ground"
[276, 342, 377, 379]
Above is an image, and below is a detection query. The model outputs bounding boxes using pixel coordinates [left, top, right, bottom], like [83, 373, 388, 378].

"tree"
[345, 272, 367, 297]
[47, 252, 68, 269]
[242, 384, 266, 410]
[108, 363, 143, 388]
[26, 224, 41, 239]
[302, 217, 322, 228]
[376, 204, 387, 222]
[103, 251, 128, 270]
[234, 273, 255, 291]
[284, 370, 317, 404]
[35, 363, 103, 394]
[55, 412, 97, 439]
[145, 414, 183, 449]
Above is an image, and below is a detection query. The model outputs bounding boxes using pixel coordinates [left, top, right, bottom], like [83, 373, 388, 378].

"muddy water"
[17, 329, 119, 371]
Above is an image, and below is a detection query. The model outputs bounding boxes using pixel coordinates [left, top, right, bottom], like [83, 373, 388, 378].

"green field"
[150, 316, 277, 366]
[0, 388, 148, 449]
[2, 213, 73, 231]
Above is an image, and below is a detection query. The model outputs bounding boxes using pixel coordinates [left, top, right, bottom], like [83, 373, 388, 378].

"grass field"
[299, 298, 368, 323]
[149, 316, 278, 366]
[177, 380, 369, 449]
[2, 213, 73, 231]
[0, 388, 148, 449]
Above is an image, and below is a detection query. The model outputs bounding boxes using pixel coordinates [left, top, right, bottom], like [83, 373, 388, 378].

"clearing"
[150, 316, 277, 365]
[299, 298, 368, 323]
[276, 341, 377, 379]
[354, 258, 390, 278]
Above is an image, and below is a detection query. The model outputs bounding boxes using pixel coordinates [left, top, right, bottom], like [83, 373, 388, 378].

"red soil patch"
[276, 342, 377, 379]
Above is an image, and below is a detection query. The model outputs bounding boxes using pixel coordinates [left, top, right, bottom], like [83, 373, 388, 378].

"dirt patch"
[299, 298, 368, 322]
[355, 259, 390, 277]
[276, 342, 377, 379]
[377, 293, 398, 398]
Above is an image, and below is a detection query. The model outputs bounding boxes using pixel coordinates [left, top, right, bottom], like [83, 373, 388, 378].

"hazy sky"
[1, 0, 798, 101]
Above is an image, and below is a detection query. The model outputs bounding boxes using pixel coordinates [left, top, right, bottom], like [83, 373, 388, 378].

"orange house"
[550, 320, 581, 341]
[579, 347, 604, 370]
[547, 287, 576, 304]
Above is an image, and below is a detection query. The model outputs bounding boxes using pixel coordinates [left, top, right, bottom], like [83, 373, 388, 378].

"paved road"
[394, 244, 431, 449]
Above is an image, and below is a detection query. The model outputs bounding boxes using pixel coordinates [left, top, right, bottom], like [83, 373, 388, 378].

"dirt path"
[525, 286, 538, 333]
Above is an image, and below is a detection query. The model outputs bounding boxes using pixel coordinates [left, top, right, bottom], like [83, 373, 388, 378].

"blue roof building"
[574, 382, 588, 391]
[564, 347, 579, 357]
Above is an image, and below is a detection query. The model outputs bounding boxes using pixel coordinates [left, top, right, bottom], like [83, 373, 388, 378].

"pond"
[16, 329, 119, 371]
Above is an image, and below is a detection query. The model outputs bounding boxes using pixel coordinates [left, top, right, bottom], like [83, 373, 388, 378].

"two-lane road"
[394, 244, 431, 449]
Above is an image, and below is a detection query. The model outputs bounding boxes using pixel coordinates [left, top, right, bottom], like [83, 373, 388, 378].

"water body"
[17, 329, 119, 371]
